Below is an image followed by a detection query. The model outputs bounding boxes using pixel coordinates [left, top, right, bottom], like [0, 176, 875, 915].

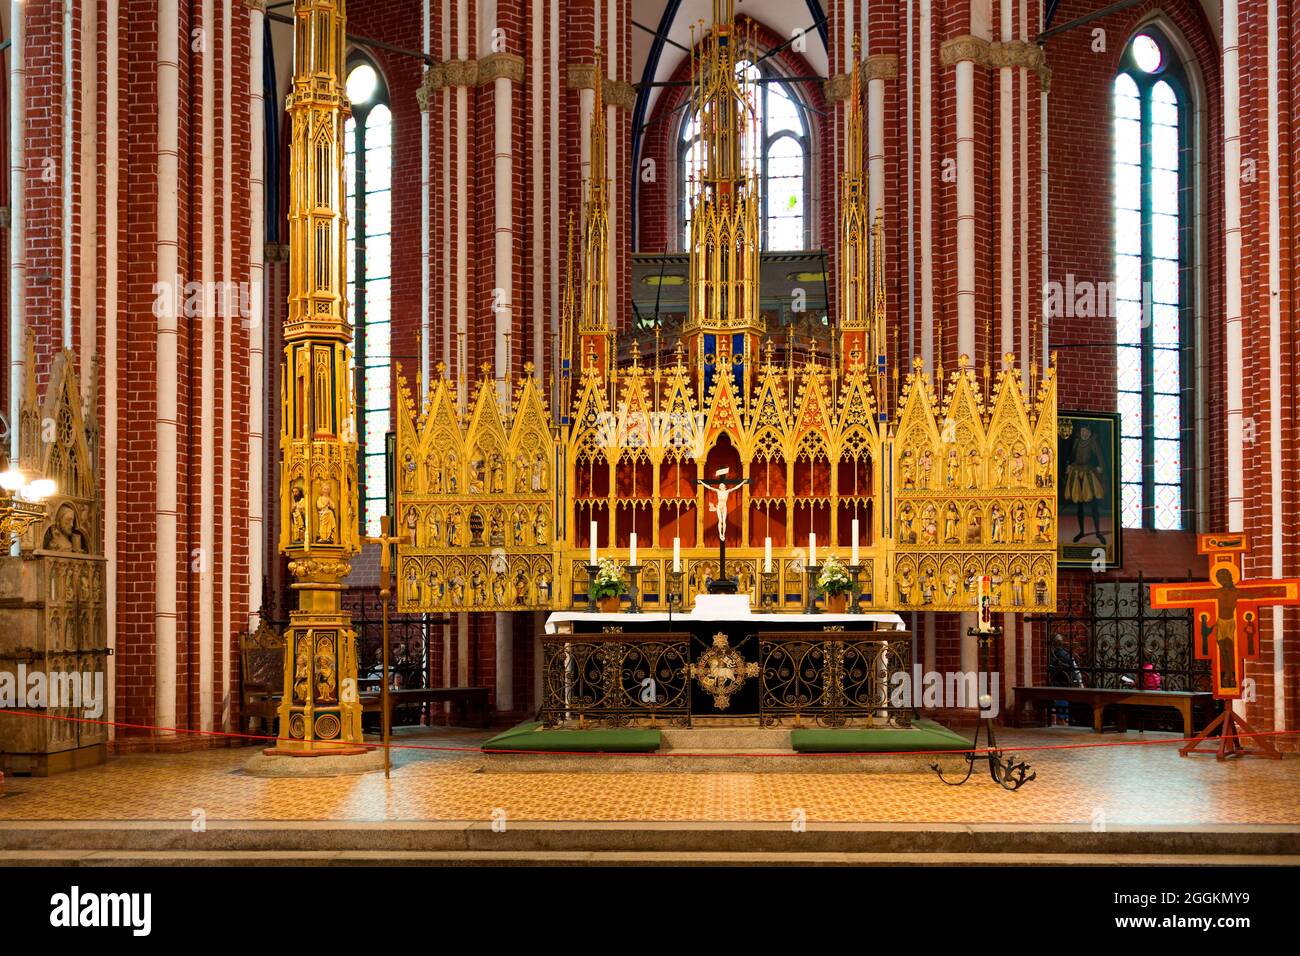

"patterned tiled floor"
[1, 726, 1297, 826]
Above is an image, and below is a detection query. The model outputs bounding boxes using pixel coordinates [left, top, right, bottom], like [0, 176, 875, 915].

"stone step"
[4, 821, 1298, 858]
[660, 727, 793, 750]
[3, 849, 1297, 867]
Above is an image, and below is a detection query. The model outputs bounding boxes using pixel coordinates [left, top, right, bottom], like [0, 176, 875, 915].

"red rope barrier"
[1, 707, 1296, 760]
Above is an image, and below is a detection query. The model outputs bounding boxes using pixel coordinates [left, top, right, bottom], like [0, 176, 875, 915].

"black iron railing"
[540, 630, 912, 728]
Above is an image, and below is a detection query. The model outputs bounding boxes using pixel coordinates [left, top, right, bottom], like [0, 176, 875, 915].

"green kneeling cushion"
[482, 720, 662, 753]
[791, 718, 970, 753]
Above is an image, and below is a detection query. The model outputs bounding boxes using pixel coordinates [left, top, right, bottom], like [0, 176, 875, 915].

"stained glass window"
[680, 60, 810, 251]
[344, 60, 391, 539]
[1113, 29, 1191, 531]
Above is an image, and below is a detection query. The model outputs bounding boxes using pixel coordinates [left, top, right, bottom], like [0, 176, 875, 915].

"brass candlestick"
[847, 564, 865, 614]
[584, 563, 600, 612]
[668, 569, 685, 611]
[804, 565, 821, 614]
[625, 564, 643, 614]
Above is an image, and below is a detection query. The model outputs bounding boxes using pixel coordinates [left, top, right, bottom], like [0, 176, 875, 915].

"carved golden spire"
[271, 0, 367, 756]
[838, 36, 878, 414]
[683, 0, 762, 402]
[580, 47, 610, 338]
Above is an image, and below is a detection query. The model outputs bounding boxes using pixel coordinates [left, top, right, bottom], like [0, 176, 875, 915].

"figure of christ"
[693, 470, 750, 592]
[698, 473, 749, 546]
[1152, 558, 1300, 698]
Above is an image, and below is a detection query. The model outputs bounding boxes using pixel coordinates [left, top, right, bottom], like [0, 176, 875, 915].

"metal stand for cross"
[932, 623, 1036, 791]
[365, 515, 403, 779]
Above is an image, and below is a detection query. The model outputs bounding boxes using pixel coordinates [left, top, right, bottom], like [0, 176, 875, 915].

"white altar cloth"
[544, 606, 906, 634]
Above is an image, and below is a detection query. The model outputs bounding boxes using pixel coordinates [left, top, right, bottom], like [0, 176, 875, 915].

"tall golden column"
[270, 0, 366, 754]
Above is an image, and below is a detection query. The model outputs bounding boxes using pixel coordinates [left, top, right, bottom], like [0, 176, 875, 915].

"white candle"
[764, 537, 772, 573]
[629, 532, 638, 567]
[673, 537, 681, 573]
[589, 521, 598, 566]
[809, 533, 817, 567]
[851, 519, 860, 565]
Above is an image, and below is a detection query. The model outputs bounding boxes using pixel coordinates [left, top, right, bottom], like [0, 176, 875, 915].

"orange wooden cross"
[1149, 533, 1300, 760]
[1150, 534, 1300, 700]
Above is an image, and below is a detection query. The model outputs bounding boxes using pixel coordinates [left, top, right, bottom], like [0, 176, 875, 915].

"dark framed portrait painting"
[1057, 411, 1123, 569]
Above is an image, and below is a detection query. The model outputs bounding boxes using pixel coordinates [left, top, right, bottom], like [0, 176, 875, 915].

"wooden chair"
[240, 620, 285, 739]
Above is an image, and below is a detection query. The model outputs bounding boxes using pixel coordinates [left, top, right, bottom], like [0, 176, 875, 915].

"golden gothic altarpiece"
[389, 10, 1059, 619]
[274, 0, 1058, 749]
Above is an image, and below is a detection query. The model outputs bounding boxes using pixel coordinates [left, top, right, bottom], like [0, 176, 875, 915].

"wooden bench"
[1013, 686, 1215, 738]
[361, 686, 492, 728]
[239, 620, 285, 736]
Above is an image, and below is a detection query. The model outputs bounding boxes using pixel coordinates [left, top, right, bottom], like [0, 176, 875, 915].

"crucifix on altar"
[693, 468, 750, 594]
[1149, 533, 1300, 759]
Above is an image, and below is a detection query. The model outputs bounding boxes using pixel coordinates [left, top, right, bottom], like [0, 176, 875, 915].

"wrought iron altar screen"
[259, 589, 446, 726]
[540, 629, 912, 727]
[1037, 576, 1213, 731]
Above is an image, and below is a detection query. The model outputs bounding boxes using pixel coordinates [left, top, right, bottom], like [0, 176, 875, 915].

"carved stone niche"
[0, 555, 108, 774]
[0, 347, 108, 775]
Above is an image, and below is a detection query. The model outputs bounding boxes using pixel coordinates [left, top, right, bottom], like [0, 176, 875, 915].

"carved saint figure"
[920, 568, 936, 605]
[290, 485, 307, 543]
[898, 503, 917, 544]
[490, 453, 505, 494]
[966, 508, 983, 544]
[405, 505, 419, 546]
[945, 448, 960, 487]
[989, 570, 1005, 605]
[515, 454, 530, 493]
[1034, 500, 1054, 543]
[920, 505, 937, 545]
[1036, 444, 1053, 488]
[532, 451, 548, 492]
[1034, 575, 1049, 607]
[1011, 500, 1027, 543]
[918, 449, 933, 489]
[292, 638, 311, 704]
[1011, 571, 1027, 607]
[943, 571, 959, 603]
[402, 452, 417, 493]
[899, 449, 916, 489]
[445, 453, 458, 493]
[991, 447, 1008, 486]
[897, 567, 915, 605]
[513, 511, 527, 546]
[513, 568, 529, 605]
[536, 569, 552, 603]
[428, 509, 442, 546]
[427, 454, 440, 492]
[990, 503, 1006, 544]
[426, 568, 444, 603]
[533, 505, 549, 546]
[42, 502, 88, 553]
[316, 488, 338, 543]
[1010, 447, 1027, 486]
[944, 502, 960, 544]
[964, 449, 980, 489]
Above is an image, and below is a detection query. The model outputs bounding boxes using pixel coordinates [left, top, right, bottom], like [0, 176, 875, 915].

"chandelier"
[0, 467, 55, 540]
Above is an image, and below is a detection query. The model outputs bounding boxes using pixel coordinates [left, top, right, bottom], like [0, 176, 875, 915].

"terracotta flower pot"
[826, 592, 849, 614]
[598, 595, 621, 613]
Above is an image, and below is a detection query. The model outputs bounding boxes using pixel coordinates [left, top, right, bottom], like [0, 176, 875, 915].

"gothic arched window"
[343, 58, 391, 538]
[1112, 28, 1192, 531]
[679, 60, 810, 251]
